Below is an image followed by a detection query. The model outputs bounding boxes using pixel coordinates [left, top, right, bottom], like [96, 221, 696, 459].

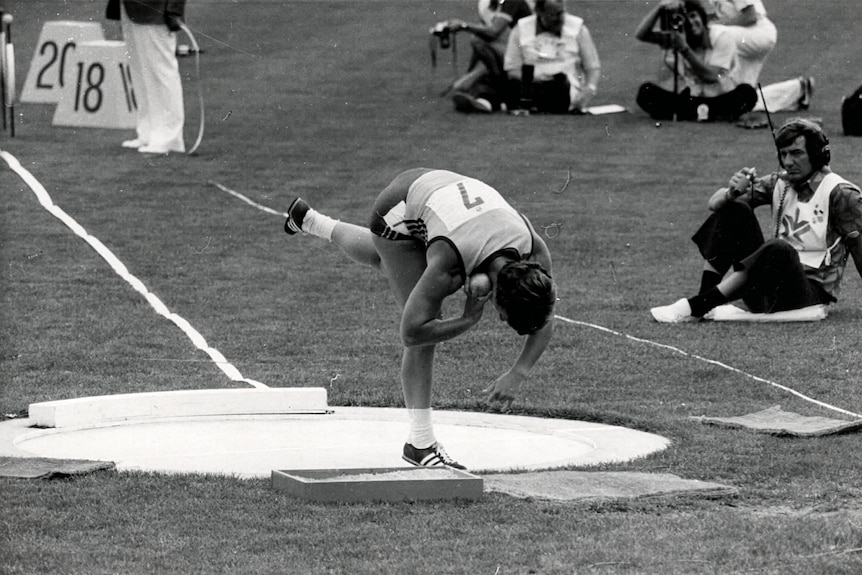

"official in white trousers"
[107, 0, 186, 154]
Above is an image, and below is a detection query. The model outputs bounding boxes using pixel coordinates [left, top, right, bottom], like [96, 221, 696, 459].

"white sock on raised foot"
[407, 408, 436, 449]
[302, 209, 338, 242]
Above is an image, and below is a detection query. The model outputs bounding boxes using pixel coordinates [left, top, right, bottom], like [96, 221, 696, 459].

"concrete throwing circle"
[4, 407, 668, 478]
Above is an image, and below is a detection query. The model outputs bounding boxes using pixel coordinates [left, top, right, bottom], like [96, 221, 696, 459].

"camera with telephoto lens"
[430, 21, 454, 49]
[659, 4, 686, 32]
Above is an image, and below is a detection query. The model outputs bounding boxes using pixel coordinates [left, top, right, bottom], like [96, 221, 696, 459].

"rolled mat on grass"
[0, 456, 115, 479]
[690, 405, 862, 437]
[483, 471, 736, 502]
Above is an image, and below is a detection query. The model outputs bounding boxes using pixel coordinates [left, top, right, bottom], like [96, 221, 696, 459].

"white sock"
[302, 209, 337, 242]
[407, 408, 436, 449]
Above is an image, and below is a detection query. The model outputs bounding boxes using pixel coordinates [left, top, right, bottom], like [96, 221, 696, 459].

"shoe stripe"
[419, 453, 443, 466]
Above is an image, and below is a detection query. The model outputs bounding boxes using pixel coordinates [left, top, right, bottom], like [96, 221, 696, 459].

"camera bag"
[841, 84, 862, 136]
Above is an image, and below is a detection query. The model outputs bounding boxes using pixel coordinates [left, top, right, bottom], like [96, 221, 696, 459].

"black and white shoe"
[284, 197, 310, 235]
[452, 92, 492, 114]
[402, 442, 466, 470]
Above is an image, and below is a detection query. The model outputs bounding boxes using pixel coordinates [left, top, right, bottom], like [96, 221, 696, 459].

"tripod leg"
[672, 49, 678, 122]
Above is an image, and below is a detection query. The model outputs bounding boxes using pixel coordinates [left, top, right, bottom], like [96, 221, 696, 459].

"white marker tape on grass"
[556, 316, 862, 419]
[209, 178, 861, 419]
[209, 180, 288, 217]
[1, 150, 266, 389]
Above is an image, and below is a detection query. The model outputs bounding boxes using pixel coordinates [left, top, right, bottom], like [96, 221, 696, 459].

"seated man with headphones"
[650, 118, 862, 322]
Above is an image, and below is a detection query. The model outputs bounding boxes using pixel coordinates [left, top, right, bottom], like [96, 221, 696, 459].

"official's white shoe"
[650, 298, 698, 323]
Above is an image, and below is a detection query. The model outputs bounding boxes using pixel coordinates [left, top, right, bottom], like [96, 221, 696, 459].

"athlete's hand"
[462, 292, 487, 325]
[484, 370, 525, 410]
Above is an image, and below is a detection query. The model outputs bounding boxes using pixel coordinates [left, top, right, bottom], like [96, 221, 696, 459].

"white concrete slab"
[1, 404, 669, 478]
[28, 388, 329, 428]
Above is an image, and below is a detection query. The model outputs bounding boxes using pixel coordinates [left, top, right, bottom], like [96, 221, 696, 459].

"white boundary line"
[208, 180, 288, 217]
[208, 179, 862, 420]
[555, 317, 862, 419]
[1, 150, 267, 390]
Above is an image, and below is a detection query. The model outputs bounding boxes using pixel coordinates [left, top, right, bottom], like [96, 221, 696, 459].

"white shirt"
[710, 0, 767, 24]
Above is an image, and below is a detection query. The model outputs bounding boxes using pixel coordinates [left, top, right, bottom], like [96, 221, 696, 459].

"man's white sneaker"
[650, 298, 698, 323]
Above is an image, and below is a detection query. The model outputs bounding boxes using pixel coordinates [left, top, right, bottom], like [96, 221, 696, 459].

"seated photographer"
[503, 0, 601, 114]
[635, 0, 756, 122]
[438, 0, 533, 113]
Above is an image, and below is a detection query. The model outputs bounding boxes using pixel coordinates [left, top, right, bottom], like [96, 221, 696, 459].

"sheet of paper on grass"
[691, 405, 862, 437]
[704, 304, 827, 322]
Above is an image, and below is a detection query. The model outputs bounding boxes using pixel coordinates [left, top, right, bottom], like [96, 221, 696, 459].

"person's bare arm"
[635, 2, 668, 45]
[400, 249, 486, 347]
[485, 224, 555, 407]
[449, 14, 509, 42]
[673, 36, 726, 83]
[726, 5, 759, 27]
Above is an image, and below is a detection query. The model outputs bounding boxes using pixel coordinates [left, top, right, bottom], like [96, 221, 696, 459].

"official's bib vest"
[515, 14, 584, 84]
[773, 173, 848, 269]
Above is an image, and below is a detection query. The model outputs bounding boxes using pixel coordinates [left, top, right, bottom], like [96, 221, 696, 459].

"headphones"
[775, 118, 831, 169]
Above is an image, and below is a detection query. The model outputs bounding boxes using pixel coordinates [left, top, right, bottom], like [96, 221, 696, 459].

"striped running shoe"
[402, 442, 465, 470]
[284, 197, 310, 235]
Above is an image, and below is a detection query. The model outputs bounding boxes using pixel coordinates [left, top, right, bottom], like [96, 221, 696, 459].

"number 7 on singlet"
[427, 178, 511, 230]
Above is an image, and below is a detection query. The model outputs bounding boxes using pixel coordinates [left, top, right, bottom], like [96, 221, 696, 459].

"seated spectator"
[650, 119, 862, 323]
[708, 0, 775, 86]
[707, 0, 813, 113]
[441, 0, 533, 113]
[503, 0, 601, 114]
[754, 76, 814, 112]
[635, 0, 756, 121]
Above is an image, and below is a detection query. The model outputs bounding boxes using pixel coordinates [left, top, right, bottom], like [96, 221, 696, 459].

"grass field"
[2, 1, 862, 573]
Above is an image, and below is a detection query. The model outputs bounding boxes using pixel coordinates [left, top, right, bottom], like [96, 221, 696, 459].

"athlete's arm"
[399, 245, 486, 347]
[486, 224, 555, 407]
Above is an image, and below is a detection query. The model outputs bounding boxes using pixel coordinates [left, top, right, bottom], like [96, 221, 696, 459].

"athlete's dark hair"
[494, 261, 556, 335]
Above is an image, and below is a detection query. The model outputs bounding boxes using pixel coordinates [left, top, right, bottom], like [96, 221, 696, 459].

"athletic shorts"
[368, 170, 425, 242]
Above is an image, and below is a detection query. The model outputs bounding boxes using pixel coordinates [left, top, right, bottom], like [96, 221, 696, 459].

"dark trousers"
[691, 200, 831, 312]
[506, 74, 572, 114]
[636, 82, 757, 121]
[464, 39, 508, 111]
